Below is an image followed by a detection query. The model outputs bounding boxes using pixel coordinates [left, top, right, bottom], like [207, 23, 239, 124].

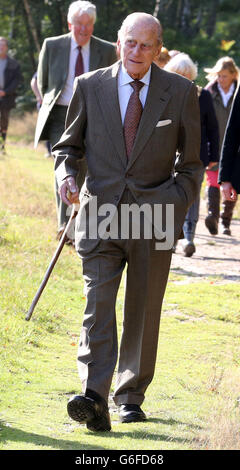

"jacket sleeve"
[175, 81, 202, 207]
[53, 78, 87, 186]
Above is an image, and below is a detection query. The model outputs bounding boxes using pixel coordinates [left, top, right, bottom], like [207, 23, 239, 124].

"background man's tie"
[75, 45, 84, 77]
[124, 80, 144, 158]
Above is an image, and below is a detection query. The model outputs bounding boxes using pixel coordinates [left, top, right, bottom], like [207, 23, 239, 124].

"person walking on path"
[53, 12, 201, 431]
[35, 1, 117, 240]
[204, 57, 239, 236]
[164, 53, 219, 256]
[0, 37, 21, 154]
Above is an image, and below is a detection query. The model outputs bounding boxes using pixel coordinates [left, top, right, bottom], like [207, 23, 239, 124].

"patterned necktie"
[124, 80, 144, 158]
[75, 45, 84, 77]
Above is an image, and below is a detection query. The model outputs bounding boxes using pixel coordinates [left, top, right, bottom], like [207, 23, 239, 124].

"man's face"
[117, 19, 161, 80]
[0, 40, 8, 59]
[68, 13, 94, 46]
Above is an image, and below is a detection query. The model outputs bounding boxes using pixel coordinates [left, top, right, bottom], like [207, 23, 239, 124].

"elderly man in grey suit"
[53, 12, 202, 432]
[35, 1, 117, 239]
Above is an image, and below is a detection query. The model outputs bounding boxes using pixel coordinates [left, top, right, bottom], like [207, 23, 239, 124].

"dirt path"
[170, 199, 240, 282]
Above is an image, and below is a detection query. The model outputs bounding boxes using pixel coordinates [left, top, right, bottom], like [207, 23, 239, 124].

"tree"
[0, 0, 240, 111]
[22, 0, 41, 52]
[153, 0, 161, 17]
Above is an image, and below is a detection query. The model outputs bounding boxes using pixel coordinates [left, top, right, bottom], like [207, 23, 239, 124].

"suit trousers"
[78, 189, 172, 405]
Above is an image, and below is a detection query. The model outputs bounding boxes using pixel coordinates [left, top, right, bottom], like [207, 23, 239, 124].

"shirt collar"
[71, 36, 90, 53]
[119, 63, 151, 87]
[217, 82, 235, 97]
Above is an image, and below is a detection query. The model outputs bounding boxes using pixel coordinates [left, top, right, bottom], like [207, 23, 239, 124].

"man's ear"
[68, 22, 72, 32]
[154, 44, 162, 61]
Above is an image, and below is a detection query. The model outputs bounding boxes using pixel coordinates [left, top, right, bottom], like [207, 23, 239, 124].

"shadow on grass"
[0, 422, 103, 450]
[0, 417, 199, 450]
[147, 417, 202, 430]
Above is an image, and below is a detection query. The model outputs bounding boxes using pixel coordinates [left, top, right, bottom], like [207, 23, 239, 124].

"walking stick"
[25, 203, 79, 321]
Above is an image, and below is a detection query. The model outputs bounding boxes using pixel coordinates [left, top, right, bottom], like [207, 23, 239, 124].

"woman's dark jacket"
[198, 87, 219, 167]
[218, 84, 240, 193]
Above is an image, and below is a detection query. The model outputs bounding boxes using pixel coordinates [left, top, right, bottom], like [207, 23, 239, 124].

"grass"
[0, 125, 240, 451]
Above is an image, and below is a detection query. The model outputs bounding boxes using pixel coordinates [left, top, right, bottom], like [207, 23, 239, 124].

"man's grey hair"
[68, 1, 97, 24]
[118, 12, 163, 46]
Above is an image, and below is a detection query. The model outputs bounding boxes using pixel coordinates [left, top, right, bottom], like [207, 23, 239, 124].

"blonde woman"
[165, 53, 219, 256]
[204, 57, 239, 236]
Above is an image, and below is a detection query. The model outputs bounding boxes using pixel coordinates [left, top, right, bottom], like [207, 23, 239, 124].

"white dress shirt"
[118, 64, 151, 123]
[57, 36, 90, 106]
[217, 82, 235, 108]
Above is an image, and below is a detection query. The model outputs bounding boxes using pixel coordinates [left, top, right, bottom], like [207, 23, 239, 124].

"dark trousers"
[0, 104, 10, 132]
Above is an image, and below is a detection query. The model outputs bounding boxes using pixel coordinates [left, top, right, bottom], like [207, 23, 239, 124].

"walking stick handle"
[25, 204, 79, 321]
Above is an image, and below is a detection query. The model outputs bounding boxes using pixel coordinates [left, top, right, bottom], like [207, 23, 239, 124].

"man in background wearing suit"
[35, 1, 117, 239]
[0, 37, 21, 154]
[53, 12, 202, 432]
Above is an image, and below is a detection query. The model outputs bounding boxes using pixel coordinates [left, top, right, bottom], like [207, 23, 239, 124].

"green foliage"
[1, 1, 240, 110]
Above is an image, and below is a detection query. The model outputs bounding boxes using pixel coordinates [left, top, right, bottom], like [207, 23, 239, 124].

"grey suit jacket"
[53, 61, 202, 252]
[34, 33, 117, 147]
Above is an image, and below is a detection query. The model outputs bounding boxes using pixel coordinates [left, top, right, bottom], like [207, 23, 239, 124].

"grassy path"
[1, 144, 240, 451]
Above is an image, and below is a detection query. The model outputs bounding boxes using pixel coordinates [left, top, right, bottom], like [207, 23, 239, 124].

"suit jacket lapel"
[94, 62, 172, 169]
[127, 65, 171, 170]
[95, 61, 127, 167]
[59, 34, 72, 86]
[89, 36, 103, 71]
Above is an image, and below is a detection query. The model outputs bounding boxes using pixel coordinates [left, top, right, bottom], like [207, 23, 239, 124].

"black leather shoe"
[67, 393, 111, 431]
[119, 404, 147, 423]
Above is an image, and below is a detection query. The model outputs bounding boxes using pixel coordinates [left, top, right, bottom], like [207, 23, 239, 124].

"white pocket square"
[156, 119, 172, 127]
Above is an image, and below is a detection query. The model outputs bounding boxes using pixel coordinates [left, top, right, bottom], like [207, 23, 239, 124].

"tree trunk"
[176, 0, 184, 29]
[193, 5, 203, 36]
[21, 4, 37, 70]
[206, 0, 219, 38]
[180, 0, 191, 34]
[22, 0, 41, 53]
[153, 0, 161, 17]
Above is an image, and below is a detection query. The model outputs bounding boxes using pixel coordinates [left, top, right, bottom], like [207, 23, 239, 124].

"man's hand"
[59, 176, 79, 206]
[221, 182, 237, 202]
